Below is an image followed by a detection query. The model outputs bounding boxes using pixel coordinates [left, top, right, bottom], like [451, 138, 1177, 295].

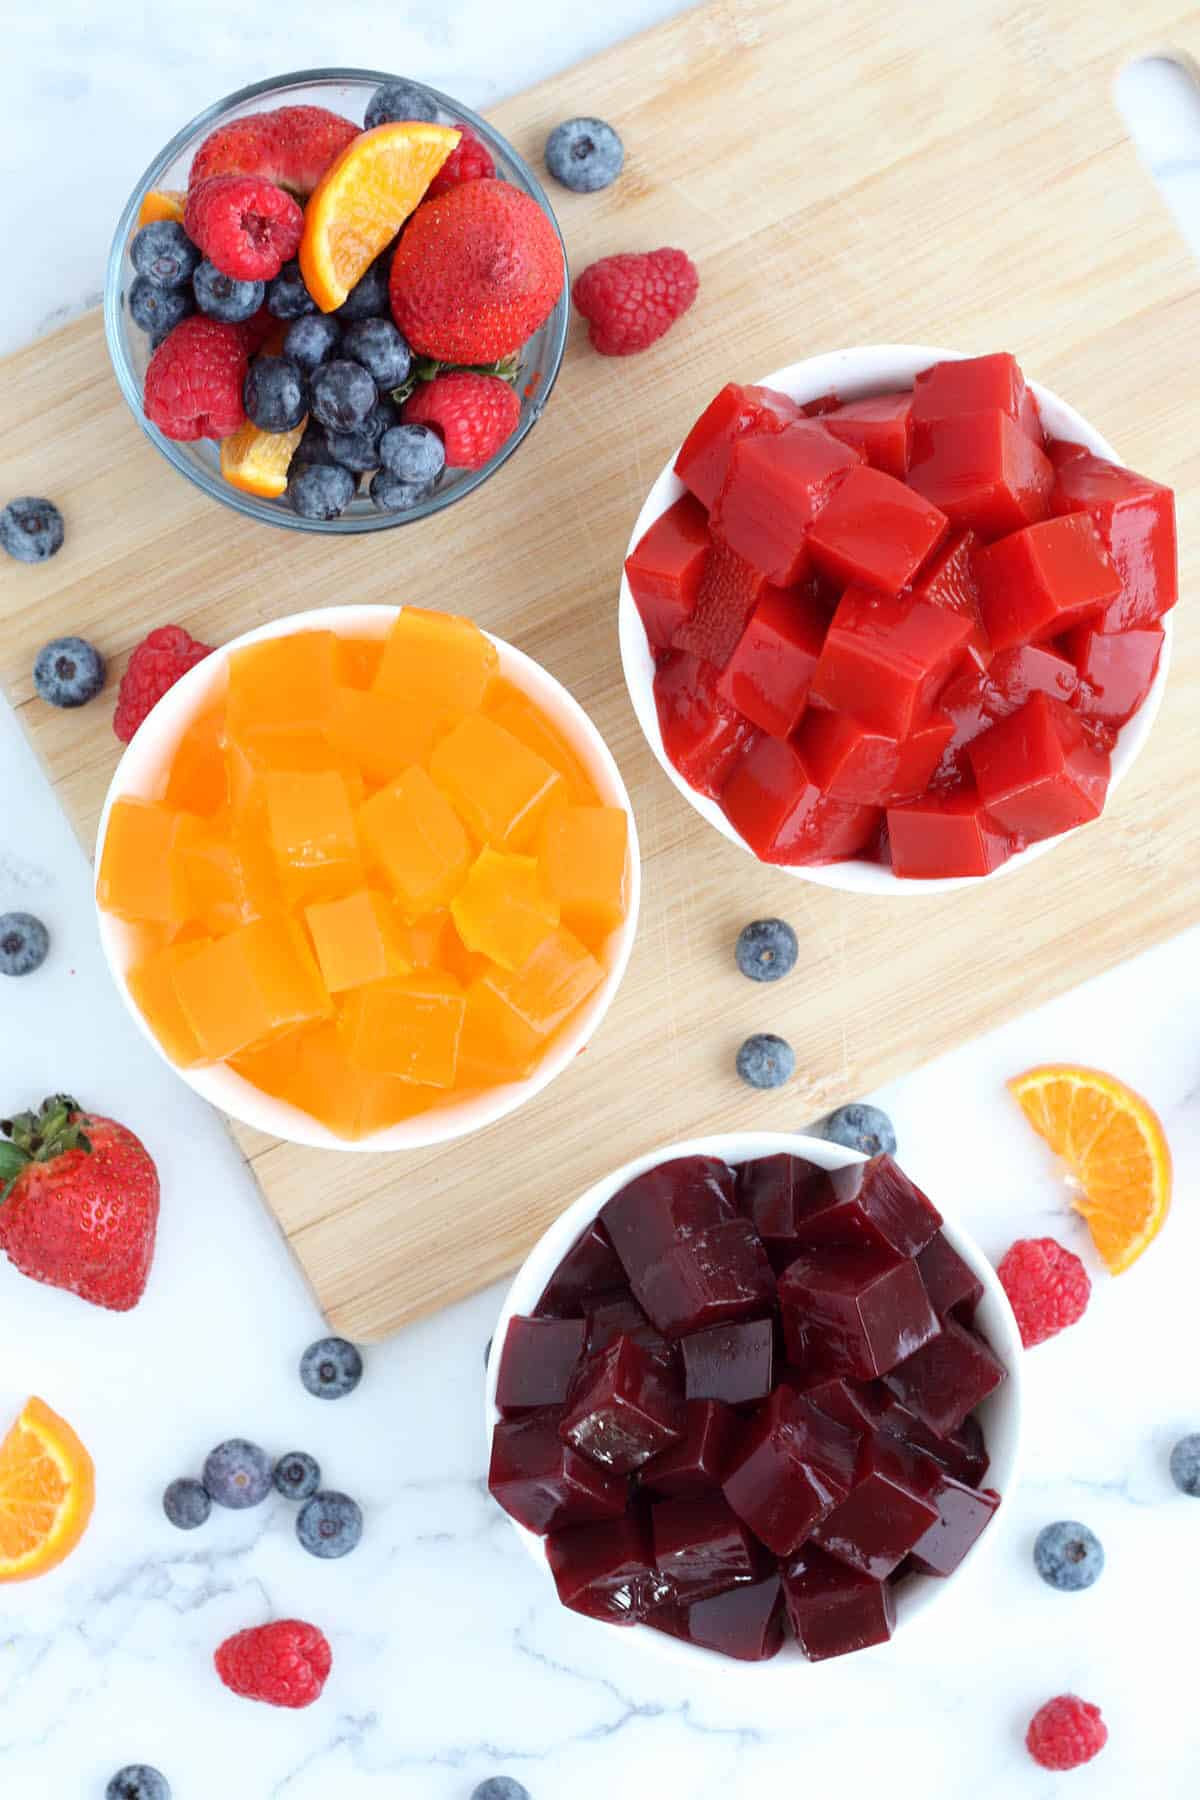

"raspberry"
[113, 625, 214, 743]
[1026, 1695, 1107, 1770]
[572, 248, 699, 356]
[214, 1619, 331, 1709]
[404, 371, 521, 470]
[184, 175, 303, 282]
[426, 127, 495, 199]
[143, 315, 250, 442]
[997, 1236, 1091, 1348]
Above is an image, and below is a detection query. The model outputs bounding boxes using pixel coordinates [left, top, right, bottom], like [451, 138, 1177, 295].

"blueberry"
[300, 1336, 363, 1399]
[287, 463, 357, 520]
[369, 469, 429, 512]
[1170, 1432, 1200, 1496]
[244, 355, 308, 432]
[817, 1103, 897, 1158]
[324, 421, 385, 474]
[545, 116, 624, 193]
[106, 1767, 171, 1800]
[291, 423, 338, 468]
[1033, 1520, 1104, 1591]
[162, 1476, 211, 1531]
[472, 1782, 531, 1800]
[735, 918, 798, 984]
[379, 423, 445, 487]
[284, 312, 341, 376]
[365, 79, 438, 129]
[296, 1489, 363, 1559]
[267, 259, 317, 320]
[193, 260, 264, 324]
[341, 316, 412, 391]
[371, 394, 401, 435]
[0, 913, 50, 977]
[335, 255, 392, 322]
[201, 1439, 273, 1509]
[273, 1451, 321, 1501]
[1, 497, 64, 564]
[129, 275, 194, 344]
[130, 220, 199, 289]
[736, 1033, 795, 1090]
[34, 636, 105, 708]
[311, 358, 377, 431]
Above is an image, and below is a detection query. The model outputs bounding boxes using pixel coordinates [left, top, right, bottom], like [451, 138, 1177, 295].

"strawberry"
[190, 105, 359, 199]
[389, 179, 564, 363]
[572, 248, 699, 355]
[143, 315, 250, 442]
[184, 176, 303, 283]
[0, 1096, 159, 1312]
[403, 371, 521, 470]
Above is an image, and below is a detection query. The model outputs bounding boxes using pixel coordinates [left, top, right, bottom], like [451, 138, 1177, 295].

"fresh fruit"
[220, 416, 308, 499]
[310, 358, 376, 431]
[284, 312, 340, 374]
[242, 355, 307, 431]
[0, 912, 50, 977]
[735, 918, 797, 983]
[273, 1452, 321, 1500]
[472, 1782, 531, 1800]
[190, 105, 360, 199]
[214, 1619, 331, 1709]
[426, 126, 495, 198]
[335, 253, 392, 321]
[193, 260, 264, 323]
[389, 179, 564, 361]
[341, 317, 412, 389]
[365, 79, 439, 128]
[106, 1767, 171, 1800]
[129, 277, 194, 344]
[380, 422, 445, 487]
[817, 1104, 898, 1158]
[0, 1395, 95, 1582]
[143, 314, 250, 441]
[113, 624, 214, 742]
[736, 1033, 796, 1089]
[287, 462, 356, 519]
[300, 121, 460, 313]
[403, 370, 520, 470]
[1025, 1695, 1107, 1771]
[0, 1097, 159, 1312]
[1033, 1519, 1104, 1590]
[545, 116, 624, 192]
[1008, 1064, 1171, 1275]
[202, 1439, 273, 1509]
[572, 248, 698, 356]
[1, 496, 64, 564]
[130, 220, 199, 288]
[296, 1488, 363, 1558]
[370, 470, 426, 512]
[300, 1336, 363, 1399]
[184, 175, 303, 283]
[35, 637, 106, 711]
[266, 258, 317, 319]
[1169, 1432, 1200, 1496]
[996, 1236, 1090, 1348]
[325, 420, 388, 473]
[137, 188, 186, 227]
[162, 1476, 212, 1530]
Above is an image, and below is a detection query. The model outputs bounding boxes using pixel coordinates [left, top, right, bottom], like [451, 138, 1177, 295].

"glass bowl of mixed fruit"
[104, 69, 569, 531]
[620, 347, 1176, 893]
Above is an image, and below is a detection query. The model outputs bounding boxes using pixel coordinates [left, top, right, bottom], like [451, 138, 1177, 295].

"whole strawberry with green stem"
[0, 1096, 159, 1312]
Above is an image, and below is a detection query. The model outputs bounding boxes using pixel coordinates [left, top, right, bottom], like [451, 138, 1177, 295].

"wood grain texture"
[2, 0, 1198, 1338]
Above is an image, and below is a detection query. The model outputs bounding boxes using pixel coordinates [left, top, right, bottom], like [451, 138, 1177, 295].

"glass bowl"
[103, 68, 569, 534]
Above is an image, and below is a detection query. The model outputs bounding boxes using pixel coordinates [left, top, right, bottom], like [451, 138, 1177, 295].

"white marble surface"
[1, 20, 1199, 1800]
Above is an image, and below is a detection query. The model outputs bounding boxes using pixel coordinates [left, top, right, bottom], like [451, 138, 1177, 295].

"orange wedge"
[299, 122, 460, 313]
[137, 188, 187, 227]
[0, 1396, 95, 1582]
[220, 417, 308, 499]
[1009, 1064, 1172, 1275]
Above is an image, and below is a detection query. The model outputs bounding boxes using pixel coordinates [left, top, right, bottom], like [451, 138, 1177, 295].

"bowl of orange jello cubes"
[95, 606, 638, 1148]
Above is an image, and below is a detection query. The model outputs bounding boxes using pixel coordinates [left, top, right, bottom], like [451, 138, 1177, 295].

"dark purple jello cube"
[560, 1334, 685, 1473]
[811, 1430, 942, 1578]
[495, 1316, 586, 1411]
[681, 1317, 775, 1405]
[794, 1155, 942, 1259]
[652, 1494, 766, 1602]
[876, 1396, 990, 1487]
[722, 1386, 859, 1555]
[637, 1217, 777, 1337]
[536, 1219, 626, 1317]
[884, 1317, 1006, 1437]
[908, 1478, 1000, 1577]
[585, 1290, 673, 1358]
[736, 1154, 835, 1259]
[779, 1247, 940, 1379]
[640, 1399, 741, 1498]
[797, 1374, 888, 1436]
[916, 1231, 985, 1322]
[488, 1407, 627, 1534]
[546, 1510, 670, 1624]
[783, 1545, 895, 1660]
[601, 1154, 737, 1285]
[683, 1573, 787, 1661]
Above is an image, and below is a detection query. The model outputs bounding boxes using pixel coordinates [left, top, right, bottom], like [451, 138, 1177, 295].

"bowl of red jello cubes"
[486, 1133, 1022, 1670]
[619, 346, 1177, 891]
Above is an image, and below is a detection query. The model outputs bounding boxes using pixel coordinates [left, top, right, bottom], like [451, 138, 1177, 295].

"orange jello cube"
[305, 888, 410, 993]
[263, 769, 362, 904]
[457, 977, 543, 1085]
[234, 1021, 444, 1139]
[490, 925, 604, 1036]
[451, 847, 559, 971]
[359, 766, 472, 914]
[335, 636, 384, 690]
[390, 908, 452, 969]
[373, 607, 498, 723]
[325, 685, 441, 788]
[164, 700, 228, 816]
[97, 799, 189, 923]
[340, 971, 466, 1087]
[538, 805, 629, 945]
[227, 631, 338, 748]
[127, 938, 213, 1066]
[172, 916, 332, 1061]
[484, 678, 601, 806]
[430, 715, 563, 850]
[172, 815, 243, 935]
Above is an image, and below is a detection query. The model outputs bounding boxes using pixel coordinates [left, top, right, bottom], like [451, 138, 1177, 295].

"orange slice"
[1009, 1064, 1172, 1275]
[0, 1396, 95, 1582]
[299, 122, 460, 313]
[137, 188, 186, 227]
[220, 418, 308, 499]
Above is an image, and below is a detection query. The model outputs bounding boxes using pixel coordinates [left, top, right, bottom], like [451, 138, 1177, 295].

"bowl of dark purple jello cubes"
[485, 1133, 1023, 1670]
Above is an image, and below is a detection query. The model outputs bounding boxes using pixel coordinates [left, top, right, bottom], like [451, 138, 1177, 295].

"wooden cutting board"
[2, 0, 1197, 1339]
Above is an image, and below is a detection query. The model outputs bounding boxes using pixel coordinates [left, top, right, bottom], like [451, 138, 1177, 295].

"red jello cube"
[797, 708, 954, 807]
[811, 1430, 942, 1578]
[797, 1374, 888, 1436]
[736, 1154, 836, 1261]
[911, 353, 1041, 442]
[488, 1407, 627, 1534]
[779, 1248, 940, 1379]
[681, 1318, 775, 1406]
[809, 586, 973, 738]
[637, 1218, 777, 1338]
[909, 527, 990, 671]
[623, 493, 710, 650]
[783, 1544, 895, 1661]
[938, 644, 1080, 755]
[640, 1399, 741, 1498]
[536, 1219, 626, 1318]
[794, 1155, 943, 1259]
[824, 392, 912, 479]
[807, 465, 948, 596]
[672, 540, 771, 670]
[916, 1232, 984, 1323]
[1063, 623, 1164, 728]
[884, 1317, 1006, 1437]
[560, 1334, 685, 1473]
[720, 734, 879, 866]
[546, 1511, 669, 1624]
[675, 382, 801, 509]
[908, 1478, 1000, 1577]
[722, 1387, 860, 1555]
[711, 421, 863, 584]
[653, 650, 757, 798]
[585, 1292, 672, 1359]
[652, 1494, 766, 1602]
[714, 582, 828, 737]
[495, 1316, 586, 1411]
[967, 691, 1109, 843]
[601, 1154, 736, 1282]
[875, 1397, 989, 1488]
[1050, 449, 1177, 630]
[886, 780, 1012, 880]
[908, 411, 1053, 541]
[975, 513, 1120, 652]
[677, 1572, 787, 1661]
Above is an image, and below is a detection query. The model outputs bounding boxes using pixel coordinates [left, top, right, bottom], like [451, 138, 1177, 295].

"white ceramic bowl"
[95, 605, 640, 1151]
[485, 1130, 1024, 1677]
[618, 344, 1173, 896]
